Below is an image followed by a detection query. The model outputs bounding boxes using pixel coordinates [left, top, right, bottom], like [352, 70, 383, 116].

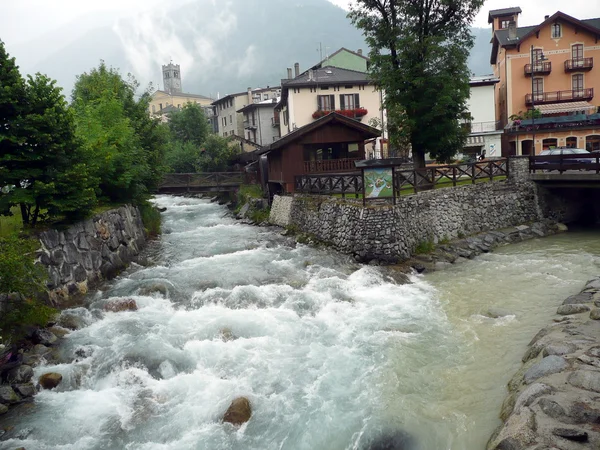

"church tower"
[162, 62, 182, 94]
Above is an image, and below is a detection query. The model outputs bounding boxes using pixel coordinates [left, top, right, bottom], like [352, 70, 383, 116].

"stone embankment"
[37, 205, 146, 304]
[488, 277, 600, 449]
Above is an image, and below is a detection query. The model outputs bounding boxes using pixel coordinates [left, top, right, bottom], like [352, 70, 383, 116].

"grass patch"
[1, 298, 57, 342]
[414, 240, 435, 254]
[0, 207, 23, 238]
[138, 201, 162, 238]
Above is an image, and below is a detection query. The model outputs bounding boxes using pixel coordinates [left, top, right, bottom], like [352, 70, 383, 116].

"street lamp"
[530, 45, 548, 155]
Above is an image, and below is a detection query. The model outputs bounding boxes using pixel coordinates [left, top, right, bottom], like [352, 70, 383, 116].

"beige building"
[212, 87, 281, 138]
[275, 66, 384, 157]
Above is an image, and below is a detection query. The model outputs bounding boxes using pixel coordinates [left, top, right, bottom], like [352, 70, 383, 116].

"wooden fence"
[294, 159, 508, 197]
[159, 172, 245, 192]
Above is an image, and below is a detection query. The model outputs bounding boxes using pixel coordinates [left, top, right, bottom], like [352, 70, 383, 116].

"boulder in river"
[0, 386, 20, 404]
[33, 329, 58, 346]
[486, 307, 514, 319]
[104, 298, 138, 312]
[5, 365, 34, 384]
[222, 397, 252, 425]
[139, 283, 168, 297]
[38, 372, 62, 390]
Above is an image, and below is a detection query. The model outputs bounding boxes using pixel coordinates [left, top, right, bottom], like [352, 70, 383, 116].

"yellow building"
[148, 90, 213, 116]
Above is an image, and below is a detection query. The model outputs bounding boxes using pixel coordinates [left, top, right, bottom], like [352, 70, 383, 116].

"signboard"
[364, 167, 394, 198]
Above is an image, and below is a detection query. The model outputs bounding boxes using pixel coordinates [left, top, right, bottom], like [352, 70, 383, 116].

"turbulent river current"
[2, 195, 600, 450]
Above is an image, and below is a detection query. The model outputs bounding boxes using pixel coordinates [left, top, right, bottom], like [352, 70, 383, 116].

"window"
[586, 135, 600, 151]
[159, 103, 163, 110]
[321, 86, 329, 90]
[572, 74, 584, 96]
[152, 105, 156, 113]
[572, 44, 583, 60]
[317, 95, 335, 111]
[164, 72, 170, 78]
[543, 138, 558, 150]
[345, 85, 353, 89]
[173, 71, 179, 78]
[230, 115, 233, 124]
[263, 94, 269, 100]
[566, 137, 577, 148]
[340, 94, 360, 110]
[551, 23, 562, 38]
[532, 78, 543, 102]
[532, 48, 543, 68]
[500, 19, 511, 29]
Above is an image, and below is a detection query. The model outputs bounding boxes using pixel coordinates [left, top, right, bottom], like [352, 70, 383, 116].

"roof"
[488, 7, 522, 23]
[212, 87, 281, 106]
[154, 90, 212, 100]
[490, 11, 600, 64]
[308, 47, 369, 71]
[469, 75, 500, 87]
[237, 98, 280, 113]
[259, 112, 380, 154]
[282, 66, 371, 88]
[536, 101, 596, 115]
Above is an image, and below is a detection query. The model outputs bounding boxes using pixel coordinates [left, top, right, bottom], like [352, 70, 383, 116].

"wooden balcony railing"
[524, 62, 552, 76]
[564, 57, 593, 72]
[525, 88, 594, 105]
[303, 158, 360, 173]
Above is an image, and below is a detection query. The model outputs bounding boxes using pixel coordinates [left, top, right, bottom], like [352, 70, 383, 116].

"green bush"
[138, 201, 162, 238]
[0, 235, 47, 296]
[414, 240, 435, 255]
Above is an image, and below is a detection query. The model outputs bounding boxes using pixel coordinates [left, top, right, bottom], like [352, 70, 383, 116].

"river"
[2, 195, 600, 450]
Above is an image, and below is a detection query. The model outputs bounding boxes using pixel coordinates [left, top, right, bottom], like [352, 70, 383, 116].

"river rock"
[523, 355, 568, 384]
[0, 386, 20, 404]
[32, 329, 58, 346]
[552, 427, 588, 442]
[14, 383, 36, 398]
[562, 292, 593, 305]
[47, 326, 70, 338]
[222, 397, 252, 425]
[0, 404, 7, 414]
[487, 407, 537, 450]
[570, 401, 600, 423]
[139, 283, 168, 297]
[538, 398, 567, 420]
[556, 304, 590, 315]
[542, 342, 577, 357]
[220, 328, 236, 342]
[590, 308, 600, 320]
[512, 383, 552, 414]
[104, 298, 138, 312]
[39, 372, 62, 390]
[32, 344, 51, 356]
[568, 370, 600, 393]
[5, 365, 34, 384]
[486, 307, 514, 319]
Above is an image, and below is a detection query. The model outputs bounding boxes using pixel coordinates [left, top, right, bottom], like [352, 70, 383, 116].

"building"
[490, 8, 600, 155]
[275, 66, 384, 157]
[212, 87, 281, 138]
[259, 112, 380, 195]
[461, 75, 502, 159]
[148, 62, 213, 117]
[237, 98, 281, 147]
[306, 47, 369, 73]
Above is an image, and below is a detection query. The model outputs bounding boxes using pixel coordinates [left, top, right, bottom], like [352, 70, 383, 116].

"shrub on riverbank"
[139, 201, 162, 238]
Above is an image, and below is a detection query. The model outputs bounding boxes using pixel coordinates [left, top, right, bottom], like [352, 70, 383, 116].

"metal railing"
[524, 61, 552, 76]
[243, 120, 257, 129]
[564, 57, 593, 71]
[272, 117, 280, 127]
[525, 88, 594, 105]
[529, 153, 600, 173]
[303, 158, 360, 173]
[464, 121, 502, 133]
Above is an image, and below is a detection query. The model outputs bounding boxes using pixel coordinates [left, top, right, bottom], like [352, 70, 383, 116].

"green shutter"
[330, 95, 335, 111]
[354, 94, 360, 108]
[340, 94, 345, 110]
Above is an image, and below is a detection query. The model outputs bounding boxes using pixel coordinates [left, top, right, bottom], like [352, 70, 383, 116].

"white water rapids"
[1, 195, 600, 450]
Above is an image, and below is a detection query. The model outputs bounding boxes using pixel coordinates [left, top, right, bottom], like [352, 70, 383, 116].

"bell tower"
[162, 62, 182, 94]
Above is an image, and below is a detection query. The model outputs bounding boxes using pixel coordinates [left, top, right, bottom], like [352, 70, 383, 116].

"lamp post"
[530, 45, 548, 155]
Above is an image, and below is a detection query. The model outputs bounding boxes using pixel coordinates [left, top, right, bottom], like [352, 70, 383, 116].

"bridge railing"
[529, 154, 600, 173]
[295, 159, 508, 196]
[159, 172, 245, 191]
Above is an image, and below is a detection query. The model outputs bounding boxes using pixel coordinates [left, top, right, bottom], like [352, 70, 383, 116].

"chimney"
[508, 21, 517, 40]
[308, 69, 314, 81]
[544, 15, 549, 20]
[294, 63, 300, 77]
[247, 87, 252, 104]
[357, 49, 363, 55]
[287, 68, 293, 79]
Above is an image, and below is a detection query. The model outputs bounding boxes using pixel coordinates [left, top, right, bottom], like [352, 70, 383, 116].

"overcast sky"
[2, 0, 599, 47]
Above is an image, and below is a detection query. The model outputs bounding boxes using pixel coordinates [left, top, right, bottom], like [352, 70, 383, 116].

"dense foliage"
[164, 103, 237, 173]
[349, 0, 484, 168]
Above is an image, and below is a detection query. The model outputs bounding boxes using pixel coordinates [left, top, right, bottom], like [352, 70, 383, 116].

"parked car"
[536, 147, 596, 165]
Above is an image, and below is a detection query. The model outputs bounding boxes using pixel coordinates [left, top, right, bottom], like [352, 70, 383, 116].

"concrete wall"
[468, 83, 497, 124]
[37, 205, 146, 304]
[270, 157, 542, 262]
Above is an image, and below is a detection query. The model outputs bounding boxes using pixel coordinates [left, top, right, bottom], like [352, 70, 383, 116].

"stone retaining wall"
[37, 205, 146, 304]
[270, 175, 541, 263]
[488, 277, 600, 449]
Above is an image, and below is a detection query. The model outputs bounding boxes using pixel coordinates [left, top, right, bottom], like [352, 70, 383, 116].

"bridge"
[158, 172, 245, 194]
[529, 154, 600, 187]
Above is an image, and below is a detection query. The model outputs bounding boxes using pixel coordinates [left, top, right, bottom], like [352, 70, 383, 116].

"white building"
[462, 75, 503, 159]
[238, 98, 281, 147]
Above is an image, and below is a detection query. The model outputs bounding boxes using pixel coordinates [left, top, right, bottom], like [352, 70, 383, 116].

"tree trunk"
[412, 149, 426, 170]
[412, 148, 434, 191]
[19, 203, 30, 226]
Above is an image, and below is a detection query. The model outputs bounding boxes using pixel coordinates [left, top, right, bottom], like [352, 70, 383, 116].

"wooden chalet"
[260, 112, 380, 194]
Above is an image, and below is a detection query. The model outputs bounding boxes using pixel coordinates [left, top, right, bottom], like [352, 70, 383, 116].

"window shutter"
[317, 96, 323, 110]
[340, 95, 345, 110]
[354, 94, 360, 108]
[330, 95, 335, 110]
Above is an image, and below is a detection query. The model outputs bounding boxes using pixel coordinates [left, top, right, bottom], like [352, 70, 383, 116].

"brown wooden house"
[260, 112, 380, 194]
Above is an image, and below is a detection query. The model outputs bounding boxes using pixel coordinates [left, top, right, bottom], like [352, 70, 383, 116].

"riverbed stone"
[0, 386, 20, 404]
[551, 427, 588, 442]
[556, 304, 590, 315]
[5, 365, 33, 384]
[104, 298, 138, 312]
[0, 404, 7, 414]
[538, 398, 567, 420]
[568, 370, 600, 393]
[590, 308, 600, 320]
[562, 292, 593, 305]
[38, 372, 62, 390]
[487, 307, 514, 319]
[513, 383, 553, 414]
[14, 383, 36, 398]
[32, 344, 51, 356]
[488, 407, 537, 450]
[542, 343, 577, 357]
[32, 329, 58, 346]
[222, 397, 252, 425]
[524, 356, 568, 384]
[569, 401, 600, 424]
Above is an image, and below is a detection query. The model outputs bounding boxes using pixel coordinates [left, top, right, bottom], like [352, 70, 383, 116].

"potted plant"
[312, 110, 329, 119]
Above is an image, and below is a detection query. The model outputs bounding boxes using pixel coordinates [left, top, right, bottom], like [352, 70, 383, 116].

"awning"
[537, 101, 595, 115]
[465, 135, 485, 147]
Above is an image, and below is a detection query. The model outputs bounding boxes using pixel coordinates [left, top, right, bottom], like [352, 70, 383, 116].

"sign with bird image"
[364, 168, 394, 198]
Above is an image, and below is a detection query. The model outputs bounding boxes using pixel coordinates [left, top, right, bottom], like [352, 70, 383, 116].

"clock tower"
[162, 62, 182, 95]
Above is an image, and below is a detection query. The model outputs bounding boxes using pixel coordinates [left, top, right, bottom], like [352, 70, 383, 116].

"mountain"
[7, 0, 494, 99]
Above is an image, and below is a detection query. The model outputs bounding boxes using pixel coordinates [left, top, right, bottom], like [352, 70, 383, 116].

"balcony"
[243, 119, 257, 130]
[303, 158, 360, 173]
[462, 120, 502, 134]
[271, 116, 280, 127]
[525, 88, 594, 105]
[524, 61, 552, 76]
[564, 57, 593, 72]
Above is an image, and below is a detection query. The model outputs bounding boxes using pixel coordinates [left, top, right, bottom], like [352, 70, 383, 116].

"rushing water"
[2, 196, 600, 450]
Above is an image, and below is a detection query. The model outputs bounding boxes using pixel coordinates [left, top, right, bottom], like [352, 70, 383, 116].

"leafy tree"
[0, 46, 97, 226]
[168, 102, 210, 147]
[165, 140, 203, 173]
[196, 134, 236, 172]
[349, 0, 483, 168]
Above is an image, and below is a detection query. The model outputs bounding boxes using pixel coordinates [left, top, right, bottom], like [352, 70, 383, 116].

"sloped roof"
[309, 47, 369, 71]
[490, 11, 600, 64]
[154, 90, 212, 100]
[282, 66, 370, 88]
[259, 112, 380, 154]
[488, 7, 522, 23]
